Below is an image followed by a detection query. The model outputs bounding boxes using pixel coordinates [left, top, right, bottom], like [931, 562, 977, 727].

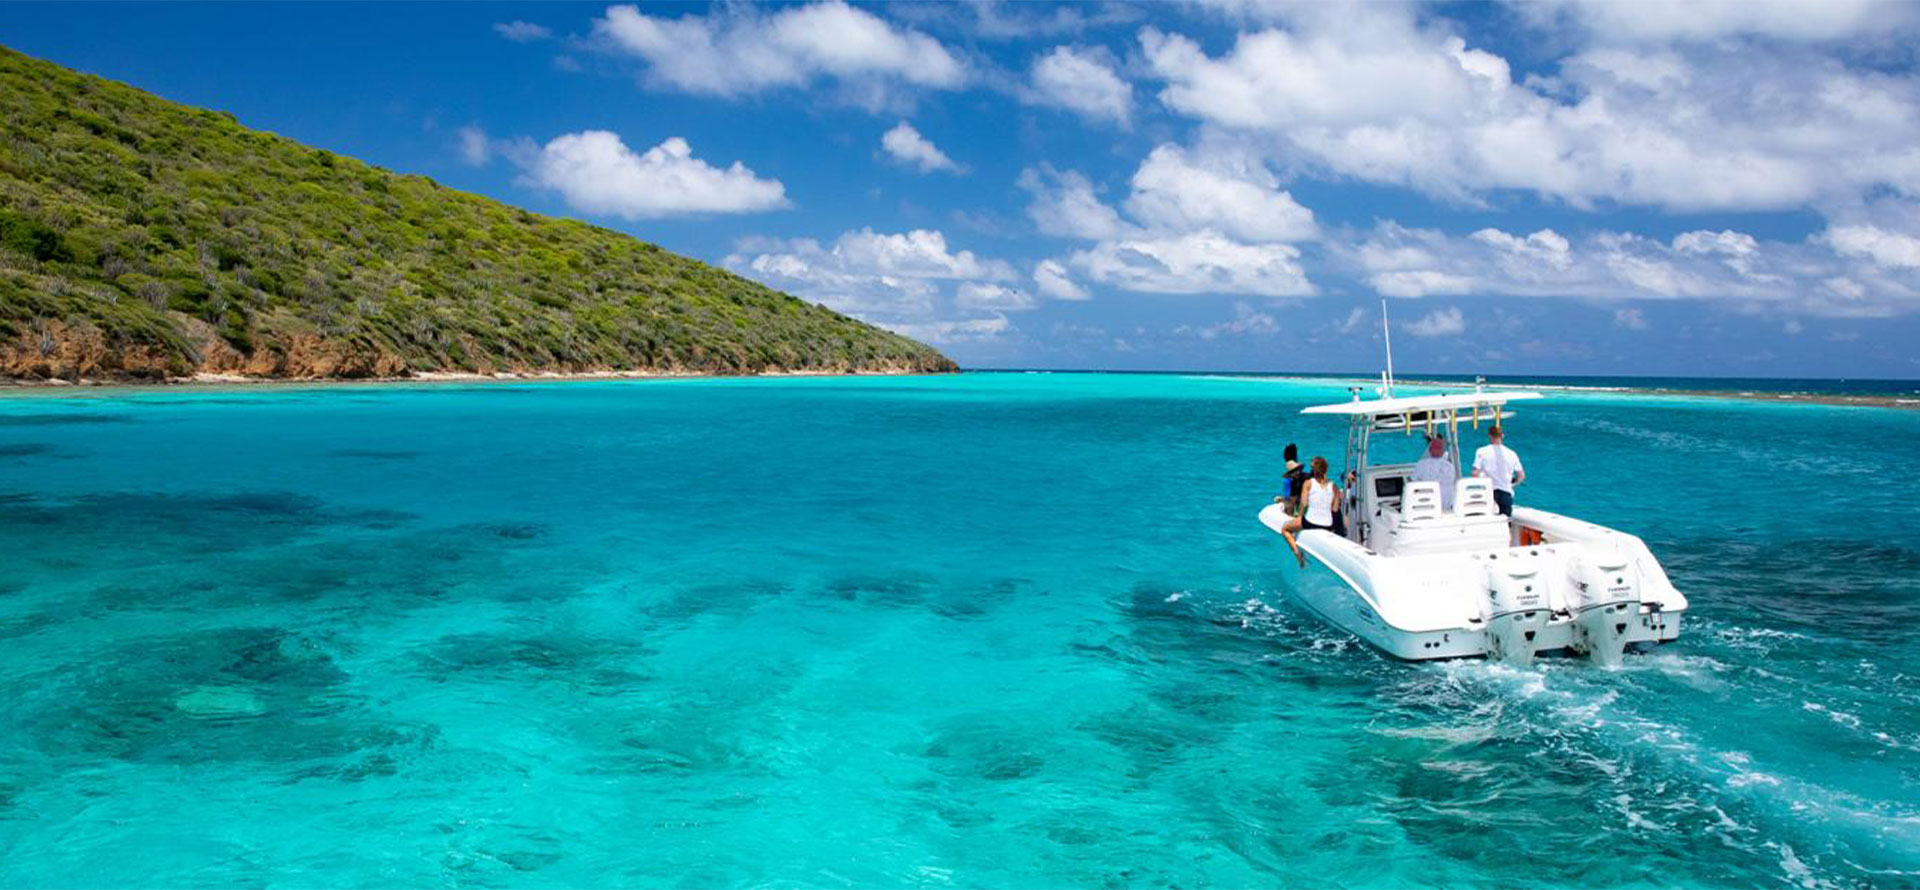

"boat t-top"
[1259, 313, 1688, 665]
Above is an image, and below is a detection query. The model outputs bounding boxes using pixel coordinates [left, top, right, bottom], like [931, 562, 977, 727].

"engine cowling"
[1569, 553, 1641, 666]
[1483, 557, 1549, 665]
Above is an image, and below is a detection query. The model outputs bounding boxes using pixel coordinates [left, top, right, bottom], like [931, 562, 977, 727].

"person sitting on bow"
[1279, 457, 1341, 568]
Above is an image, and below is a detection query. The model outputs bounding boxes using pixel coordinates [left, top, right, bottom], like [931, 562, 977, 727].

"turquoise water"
[2, 372, 1917, 888]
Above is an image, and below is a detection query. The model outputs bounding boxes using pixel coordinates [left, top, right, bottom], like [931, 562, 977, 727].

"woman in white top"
[1274, 456, 1342, 568]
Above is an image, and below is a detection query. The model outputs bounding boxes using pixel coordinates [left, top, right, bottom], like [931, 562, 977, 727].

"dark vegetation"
[0, 46, 954, 380]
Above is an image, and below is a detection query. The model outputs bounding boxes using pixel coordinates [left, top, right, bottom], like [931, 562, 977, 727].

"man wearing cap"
[1411, 433, 1458, 511]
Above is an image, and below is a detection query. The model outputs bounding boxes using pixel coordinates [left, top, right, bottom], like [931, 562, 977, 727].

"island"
[0, 46, 956, 383]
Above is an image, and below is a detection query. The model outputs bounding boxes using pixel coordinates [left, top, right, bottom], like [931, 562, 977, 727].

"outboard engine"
[1568, 553, 1642, 667]
[1482, 557, 1549, 666]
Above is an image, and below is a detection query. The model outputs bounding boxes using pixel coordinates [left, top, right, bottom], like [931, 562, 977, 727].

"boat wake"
[1170, 585, 1920, 887]
[1415, 648, 1920, 887]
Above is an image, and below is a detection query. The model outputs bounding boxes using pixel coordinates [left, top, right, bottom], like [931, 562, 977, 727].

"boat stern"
[1262, 504, 1689, 665]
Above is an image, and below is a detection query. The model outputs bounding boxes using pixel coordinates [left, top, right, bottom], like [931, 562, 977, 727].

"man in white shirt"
[1411, 434, 1458, 510]
[1472, 426, 1526, 516]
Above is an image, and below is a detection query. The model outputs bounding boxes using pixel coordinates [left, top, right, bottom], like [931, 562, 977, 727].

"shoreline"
[0, 366, 952, 391]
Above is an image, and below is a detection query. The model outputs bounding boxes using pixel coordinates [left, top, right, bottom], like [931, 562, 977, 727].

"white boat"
[1258, 309, 1687, 665]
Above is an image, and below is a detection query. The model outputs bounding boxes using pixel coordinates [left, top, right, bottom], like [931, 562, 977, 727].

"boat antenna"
[1380, 299, 1396, 398]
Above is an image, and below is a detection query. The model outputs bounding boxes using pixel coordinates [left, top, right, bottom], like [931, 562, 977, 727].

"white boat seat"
[1456, 477, 1496, 517]
[1402, 481, 1443, 523]
[1376, 508, 1512, 556]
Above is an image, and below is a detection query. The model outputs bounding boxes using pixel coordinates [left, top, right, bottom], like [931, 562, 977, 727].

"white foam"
[1613, 792, 1666, 831]
[1771, 842, 1841, 890]
[1802, 700, 1863, 730]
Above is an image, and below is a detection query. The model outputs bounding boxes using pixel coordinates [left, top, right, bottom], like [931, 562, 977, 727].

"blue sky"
[6, 1, 1920, 378]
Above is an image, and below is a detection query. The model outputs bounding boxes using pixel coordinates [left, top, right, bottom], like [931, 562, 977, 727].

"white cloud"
[1825, 224, 1920, 269]
[1140, 11, 1920, 213]
[1071, 230, 1313, 297]
[1021, 142, 1322, 297]
[1521, 0, 1918, 44]
[1338, 219, 1920, 317]
[1613, 308, 1650, 330]
[1472, 228, 1572, 271]
[1351, 223, 1754, 299]
[1018, 165, 1126, 239]
[1826, 276, 1869, 299]
[724, 228, 1017, 338]
[1033, 259, 1090, 300]
[494, 20, 553, 42]
[1673, 229, 1758, 258]
[1370, 270, 1474, 298]
[1124, 144, 1316, 243]
[1028, 46, 1133, 125]
[524, 132, 789, 219]
[732, 248, 938, 319]
[880, 122, 960, 173]
[1404, 306, 1466, 337]
[912, 1, 1145, 42]
[828, 228, 1014, 280]
[731, 226, 1023, 353]
[1142, 21, 1501, 131]
[887, 316, 1013, 345]
[457, 126, 490, 166]
[1193, 301, 1281, 339]
[594, 2, 963, 107]
[955, 282, 1037, 311]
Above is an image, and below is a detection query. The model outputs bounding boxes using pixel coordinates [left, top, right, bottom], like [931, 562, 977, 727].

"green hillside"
[0, 46, 954, 381]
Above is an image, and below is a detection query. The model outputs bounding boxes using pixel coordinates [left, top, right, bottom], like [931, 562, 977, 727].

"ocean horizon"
[2, 372, 1915, 887]
[970, 368, 1920, 399]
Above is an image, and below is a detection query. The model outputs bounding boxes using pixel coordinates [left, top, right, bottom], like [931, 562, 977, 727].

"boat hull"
[1288, 567, 1496, 659]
